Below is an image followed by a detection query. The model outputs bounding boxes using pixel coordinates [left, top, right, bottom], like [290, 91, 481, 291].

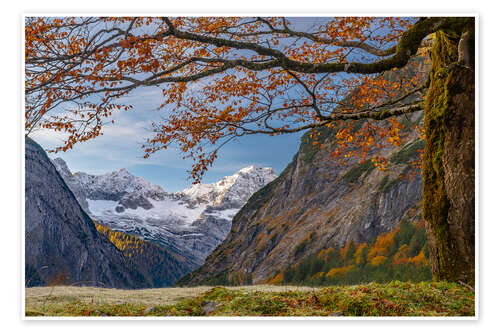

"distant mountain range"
[52, 158, 276, 265]
[25, 136, 276, 288]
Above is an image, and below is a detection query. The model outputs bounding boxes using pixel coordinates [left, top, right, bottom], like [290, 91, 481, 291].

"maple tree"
[25, 16, 475, 285]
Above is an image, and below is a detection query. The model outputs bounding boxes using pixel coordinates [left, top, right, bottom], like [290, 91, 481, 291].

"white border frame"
[20, 12, 480, 321]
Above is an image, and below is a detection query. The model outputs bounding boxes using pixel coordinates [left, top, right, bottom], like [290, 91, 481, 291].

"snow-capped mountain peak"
[179, 165, 276, 208]
[51, 159, 277, 262]
[74, 168, 166, 198]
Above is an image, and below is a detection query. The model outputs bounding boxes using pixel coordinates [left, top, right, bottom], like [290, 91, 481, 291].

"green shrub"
[343, 160, 375, 184]
[390, 139, 425, 165]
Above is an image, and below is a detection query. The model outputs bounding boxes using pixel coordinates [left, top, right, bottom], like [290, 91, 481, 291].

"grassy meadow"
[25, 281, 475, 317]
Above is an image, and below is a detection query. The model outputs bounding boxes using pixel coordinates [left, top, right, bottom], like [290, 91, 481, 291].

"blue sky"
[32, 85, 303, 192]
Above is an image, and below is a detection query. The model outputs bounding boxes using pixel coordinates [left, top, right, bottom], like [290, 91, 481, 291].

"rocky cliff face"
[178, 113, 425, 286]
[52, 160, 276, 265]
[51, 158, 91, 213]
[25, 138, 148, 288]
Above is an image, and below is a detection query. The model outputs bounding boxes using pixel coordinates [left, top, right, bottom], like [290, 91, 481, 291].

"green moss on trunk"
[422, 27, 475, 285]
[422, 31, 456, 280]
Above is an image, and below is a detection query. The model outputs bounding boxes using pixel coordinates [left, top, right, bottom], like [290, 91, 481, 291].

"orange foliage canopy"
[25, 16, 448, 182]
[354, 243, 368, 265]
[325, 264, 355, 278]
[408, 249, 428, 266]
[369, 255, 388, 267]
[367, 227, 398, 260]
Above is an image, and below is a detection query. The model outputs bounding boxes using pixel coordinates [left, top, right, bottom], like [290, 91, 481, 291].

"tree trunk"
[422, 27, 475, 285]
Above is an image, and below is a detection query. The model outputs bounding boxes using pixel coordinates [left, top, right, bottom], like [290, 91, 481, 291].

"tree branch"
[158, 17, 451, 75]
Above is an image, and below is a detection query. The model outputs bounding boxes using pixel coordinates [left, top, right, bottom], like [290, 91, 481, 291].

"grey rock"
[94, 310, 106, 316]
[51, 157, 90, 214]
[118, 193, 154, 210]
[201, 301, 219, 315]
[328, 312, 344, 316]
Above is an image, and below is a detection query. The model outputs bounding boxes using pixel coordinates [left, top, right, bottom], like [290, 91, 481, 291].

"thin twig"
[458, 280, 475, 292]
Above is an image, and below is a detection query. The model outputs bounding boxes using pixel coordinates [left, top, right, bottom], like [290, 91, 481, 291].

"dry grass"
[26, 285, 318, 309]
[25, 282, 474, 317]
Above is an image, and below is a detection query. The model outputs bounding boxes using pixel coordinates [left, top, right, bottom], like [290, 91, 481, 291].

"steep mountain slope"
[25, 138, 148, 288]
[52, 159, 276, 264]
[178, 113, 425, 286]
[94, 222, 198, 287]
[51, 158, 91, 214]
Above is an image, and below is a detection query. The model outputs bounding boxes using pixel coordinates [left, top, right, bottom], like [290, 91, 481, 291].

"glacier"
[52, 158, 276, 264]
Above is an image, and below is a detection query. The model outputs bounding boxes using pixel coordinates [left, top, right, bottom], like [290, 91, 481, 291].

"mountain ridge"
[25, 137, 149, 288]
[52, 159, 277, 265]
[178, 112, 425, 286]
